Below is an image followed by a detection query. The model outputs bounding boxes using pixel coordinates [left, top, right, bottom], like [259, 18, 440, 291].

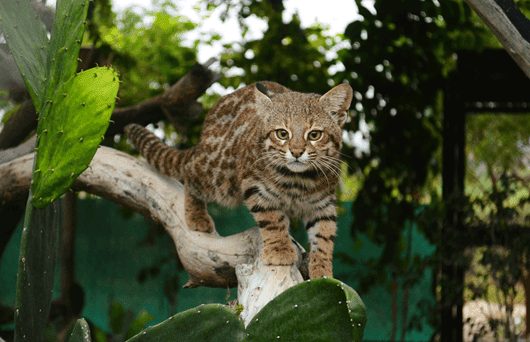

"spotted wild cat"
[124, 81, 352, 279]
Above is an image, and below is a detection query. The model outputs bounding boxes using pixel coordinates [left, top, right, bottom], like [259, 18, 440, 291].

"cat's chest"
[259, 179, 330, 219]
[278, 194, 312, 218]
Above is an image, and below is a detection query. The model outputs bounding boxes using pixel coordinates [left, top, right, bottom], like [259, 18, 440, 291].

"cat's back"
[199, 81, 290, 140]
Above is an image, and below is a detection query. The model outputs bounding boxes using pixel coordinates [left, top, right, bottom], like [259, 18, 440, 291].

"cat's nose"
[291, 149, 304, 158]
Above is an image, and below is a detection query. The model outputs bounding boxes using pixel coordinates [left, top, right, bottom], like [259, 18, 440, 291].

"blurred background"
[1, 0, 530, 341]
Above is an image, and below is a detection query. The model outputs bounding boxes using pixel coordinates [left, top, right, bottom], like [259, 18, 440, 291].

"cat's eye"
[276, 129, 289, 140]
[308, 131, 322, 141]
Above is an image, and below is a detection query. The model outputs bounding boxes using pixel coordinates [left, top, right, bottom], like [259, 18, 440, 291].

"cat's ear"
[254, 82, 273, 119]
[255, 82, 273, 104]
[319, 83, 353, 127]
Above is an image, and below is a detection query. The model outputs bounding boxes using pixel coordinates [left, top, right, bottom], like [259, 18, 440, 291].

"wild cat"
[124, 81, 352, 278]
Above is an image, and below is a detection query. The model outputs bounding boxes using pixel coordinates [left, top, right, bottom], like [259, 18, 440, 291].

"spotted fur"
[124, 81, 353, 278]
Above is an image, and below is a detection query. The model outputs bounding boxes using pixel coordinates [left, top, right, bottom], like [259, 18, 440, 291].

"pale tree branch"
[464, 0, 530, 78]
[0, 146, 308, 325]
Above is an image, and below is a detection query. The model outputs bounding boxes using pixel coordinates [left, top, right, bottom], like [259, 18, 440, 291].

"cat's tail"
[124, 123, 192, 179]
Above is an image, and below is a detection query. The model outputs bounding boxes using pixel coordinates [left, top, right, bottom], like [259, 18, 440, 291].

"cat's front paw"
[261, 243, 297, 266]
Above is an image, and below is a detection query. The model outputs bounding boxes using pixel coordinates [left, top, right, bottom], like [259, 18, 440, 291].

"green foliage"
[107, 302, 154, 341]
[218, 1, 336, 95]
[341, 0, 484, 261]
[458, 173, 529, 339]
[31, 67, 119, 208]
[331, 2, 487, 318]
[67, 319, 92, 342]
[110, 302, 126, 335]
[466, 114, 530, 195]
[97, 2, 198, 106]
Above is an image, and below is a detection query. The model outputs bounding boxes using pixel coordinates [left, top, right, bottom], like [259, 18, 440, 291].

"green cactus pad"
[246, 278, 367, 342]
[343, 280, 367, 341]
[127, 304, 245, 342]
[67, 318, 91, 342]
[0, 0, 48, 111]
[31, 67, 119, 208]
[43, 0, 89, 109]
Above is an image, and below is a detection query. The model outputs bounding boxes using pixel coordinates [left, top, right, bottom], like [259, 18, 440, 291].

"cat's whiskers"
[319, 155, 342, 166]
[320, 154, 356, 174]
[309, 159, 331, 188]
[318, 164, 340, 182]
[315, 157, 341, 180]
[338, 151, 354, 159]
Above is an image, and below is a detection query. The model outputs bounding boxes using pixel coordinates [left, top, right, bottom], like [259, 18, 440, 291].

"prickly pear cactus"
[127, 304, 246, 342]
[0, 0, 48, 111]
[1, 1, 119, 342]
[14, 200, 62, 342]
[245, 277, 366, 342]
[31, 67, 119, 208]
[0, 0, 90, 113]
[67, 319, 92, 342]
[126, 278, 366, 342]
[0, 0, 114, 209]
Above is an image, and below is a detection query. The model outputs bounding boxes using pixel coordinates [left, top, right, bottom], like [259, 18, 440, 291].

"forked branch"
[0, 147, 307, 300]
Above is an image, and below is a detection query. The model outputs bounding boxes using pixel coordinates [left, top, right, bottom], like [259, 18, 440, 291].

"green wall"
[0, 198, 435, 341]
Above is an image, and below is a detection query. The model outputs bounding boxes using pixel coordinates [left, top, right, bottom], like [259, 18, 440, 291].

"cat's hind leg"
[184, 186, 216, 234]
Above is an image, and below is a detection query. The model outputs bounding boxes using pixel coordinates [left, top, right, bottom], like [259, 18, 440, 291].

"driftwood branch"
[464, 0, 530, 78]
[0, 147, 308, 325]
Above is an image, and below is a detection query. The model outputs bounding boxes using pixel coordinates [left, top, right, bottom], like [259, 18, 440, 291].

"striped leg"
[305, 215, 337, 279]
[244, 187, 296, 266]
[184, 186, 215, 233]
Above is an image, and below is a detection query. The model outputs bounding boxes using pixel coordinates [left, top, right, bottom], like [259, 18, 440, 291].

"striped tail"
[124, 124, 191, 179]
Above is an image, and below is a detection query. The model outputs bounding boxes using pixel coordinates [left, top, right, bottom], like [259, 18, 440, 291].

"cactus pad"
[67, 319, 91, 342]
[245, 278, 367, 342]
[127, 304, 245, 342]
[31, 67, 119, 208]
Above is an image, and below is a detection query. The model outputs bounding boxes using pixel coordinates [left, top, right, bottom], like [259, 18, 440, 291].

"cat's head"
[254, 82, 352, 173]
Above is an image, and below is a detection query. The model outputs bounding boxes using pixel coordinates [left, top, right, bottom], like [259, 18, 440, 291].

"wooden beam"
[464, 0, 530, 79]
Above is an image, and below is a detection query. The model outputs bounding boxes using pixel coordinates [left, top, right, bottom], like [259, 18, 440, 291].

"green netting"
[0, 198, 435, 341]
